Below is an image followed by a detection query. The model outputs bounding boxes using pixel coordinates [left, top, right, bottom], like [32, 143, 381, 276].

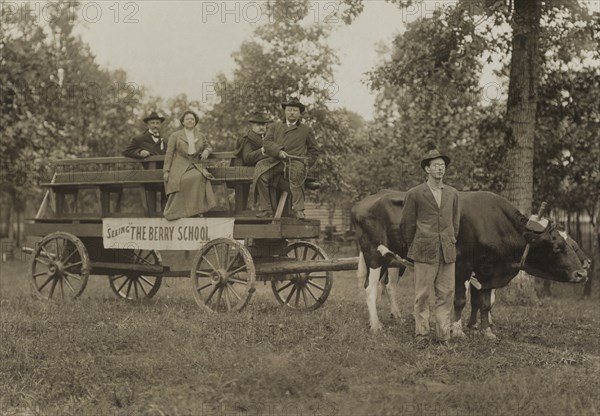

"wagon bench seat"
[36, 154, 319, 219]
[42, 167, 255, 187]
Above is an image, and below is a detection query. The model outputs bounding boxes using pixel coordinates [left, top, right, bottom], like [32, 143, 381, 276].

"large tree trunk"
[504, 0, 540, 213]
[501, 0, 542, 304]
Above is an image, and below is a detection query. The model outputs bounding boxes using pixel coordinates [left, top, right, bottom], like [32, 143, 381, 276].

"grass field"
[1, 244, 599, 416]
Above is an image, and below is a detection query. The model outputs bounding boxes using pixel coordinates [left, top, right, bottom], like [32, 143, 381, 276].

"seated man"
[122, 111, 167, 212]
[252, 98, 318, 220]
[233, 112, 270, 166]
[123, 111, 166, 166]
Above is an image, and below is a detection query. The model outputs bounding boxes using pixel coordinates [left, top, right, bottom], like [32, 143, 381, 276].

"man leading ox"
[399, 149, 460, 344]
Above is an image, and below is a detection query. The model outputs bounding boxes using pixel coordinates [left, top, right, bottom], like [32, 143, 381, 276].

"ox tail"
[358, 251, 368, 289]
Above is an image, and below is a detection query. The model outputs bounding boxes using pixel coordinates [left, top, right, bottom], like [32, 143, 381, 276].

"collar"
[286, 120, 299, 127]
[184, 128, 196, 140]
[426, 179, 444, 190]
[246, 130, 264, 146]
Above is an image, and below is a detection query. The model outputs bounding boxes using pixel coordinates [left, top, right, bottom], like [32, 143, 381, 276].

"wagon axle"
[47, 262, 61, 276]
[210, 269, 230, 286]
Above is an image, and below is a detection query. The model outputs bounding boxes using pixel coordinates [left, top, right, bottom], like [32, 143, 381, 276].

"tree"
[347, 3, 505, 198]
[343, 0, 598, 301]
[200, 0, 351, 203]
[0, 1, 139, 244]
[535, 13, 600, 296]
[503, 0, 542, 214]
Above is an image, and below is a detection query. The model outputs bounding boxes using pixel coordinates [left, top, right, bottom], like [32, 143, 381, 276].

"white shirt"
[426, 180, 444, 208]
[184, 129, 196, 154]
[148, 129, 164, 150]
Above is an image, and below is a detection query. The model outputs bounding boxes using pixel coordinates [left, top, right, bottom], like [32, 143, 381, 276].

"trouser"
[414, 254, 455, 340]
[256, 161, 305, 212]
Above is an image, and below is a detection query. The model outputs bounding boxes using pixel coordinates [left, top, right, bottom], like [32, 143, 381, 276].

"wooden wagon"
[23, 153, 358, 312]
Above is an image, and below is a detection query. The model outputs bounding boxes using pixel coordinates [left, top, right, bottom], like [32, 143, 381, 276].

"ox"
[352, 189, 590, 339]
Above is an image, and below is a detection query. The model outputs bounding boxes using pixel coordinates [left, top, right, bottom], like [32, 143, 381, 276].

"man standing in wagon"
[252, 98, 319, 220]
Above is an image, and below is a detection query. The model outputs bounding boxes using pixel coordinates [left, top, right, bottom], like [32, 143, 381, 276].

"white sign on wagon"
[102, 218, 235, 250]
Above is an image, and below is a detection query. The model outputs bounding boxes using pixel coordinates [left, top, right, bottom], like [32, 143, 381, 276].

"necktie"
[150, 132, 163, 150]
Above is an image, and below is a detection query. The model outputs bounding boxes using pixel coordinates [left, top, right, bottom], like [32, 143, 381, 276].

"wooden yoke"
[519, 202, 548, 269]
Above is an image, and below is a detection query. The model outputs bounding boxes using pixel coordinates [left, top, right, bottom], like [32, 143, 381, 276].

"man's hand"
[139, 150, 150, 158]
[201, 149, 210, 160]
[163, 172, 169, 182]
[278, 150, 288, 160]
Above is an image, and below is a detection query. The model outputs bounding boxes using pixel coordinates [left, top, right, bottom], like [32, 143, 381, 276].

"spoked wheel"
[271, 241, 333, 311]
[31, 232, 90, 299]
[191, 238, 256, 313]
[109, 250, 163, 300]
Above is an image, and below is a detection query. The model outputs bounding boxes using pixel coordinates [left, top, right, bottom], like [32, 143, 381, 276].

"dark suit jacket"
[263, 121, 319, 166]
[163, 129, 212, 195]
[123, 130, 166, 159]
[399, 182, 460, 264]
[233, 130, 267, 166]
[251, 121, 319, 203]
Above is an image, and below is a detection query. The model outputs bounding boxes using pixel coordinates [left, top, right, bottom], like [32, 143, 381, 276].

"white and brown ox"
[352, 190, 590, 338]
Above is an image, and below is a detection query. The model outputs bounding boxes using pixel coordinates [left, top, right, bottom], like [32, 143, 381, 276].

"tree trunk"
[16, 206, 23, 248]
[7, 193, 15, 242]
[502, 0, 541, 304]
[583, 208, 597, 298]
[0, 193, 10, 237]
[328, 202, 336, 229]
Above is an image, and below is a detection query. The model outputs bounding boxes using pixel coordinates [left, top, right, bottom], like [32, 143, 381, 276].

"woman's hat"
[281, 98, 306, 113]
[143, 111, 165, 123]
[420, 148, 451, 170]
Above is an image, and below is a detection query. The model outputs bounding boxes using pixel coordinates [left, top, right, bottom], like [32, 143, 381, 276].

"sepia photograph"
[1, 0, 599, 415]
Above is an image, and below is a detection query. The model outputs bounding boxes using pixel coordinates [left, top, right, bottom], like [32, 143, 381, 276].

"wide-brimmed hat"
[143, 111, 165, 123]
[247, 112, 271, 124]
[420, 148, 451, 170]
[281, 98, 306, 113]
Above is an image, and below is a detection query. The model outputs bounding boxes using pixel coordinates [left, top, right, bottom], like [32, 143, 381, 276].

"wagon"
[23, 153, 359, 312]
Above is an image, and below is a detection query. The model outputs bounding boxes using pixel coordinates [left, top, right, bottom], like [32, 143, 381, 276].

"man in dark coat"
[123, 111, 167, 162]
[122, 111, 167, 211]
[252, 98, 318, 219]
[233, 112, 270, 166]
[399, 149, 460, 344]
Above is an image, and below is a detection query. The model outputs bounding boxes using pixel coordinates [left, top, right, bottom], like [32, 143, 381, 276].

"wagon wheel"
[108, 250, 163, 300]
[191, 238, 256, 313]
[31, 232, 90, 300]
[271, 241, 333, 311]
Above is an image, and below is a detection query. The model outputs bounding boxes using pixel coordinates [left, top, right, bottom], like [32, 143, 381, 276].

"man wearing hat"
[123, 111, 167, 212]
[123, 111, 167, 160]
[399, 149, 461, 345]
[233, 112, 270, 166]
[252, 98, 319, 219]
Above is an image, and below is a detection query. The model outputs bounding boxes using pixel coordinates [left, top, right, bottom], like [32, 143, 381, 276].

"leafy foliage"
[199, 0, 352, 202]
[345, 0, 599, 219]
[1, 1, 139, 210]
[345, 4, 502, 199]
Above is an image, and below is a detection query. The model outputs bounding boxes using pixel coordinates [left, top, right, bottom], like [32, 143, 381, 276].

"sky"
[73, 0, 413, 120]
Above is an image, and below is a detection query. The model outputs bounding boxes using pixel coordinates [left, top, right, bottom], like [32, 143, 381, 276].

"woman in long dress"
[163, 110, 216, 220]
